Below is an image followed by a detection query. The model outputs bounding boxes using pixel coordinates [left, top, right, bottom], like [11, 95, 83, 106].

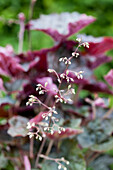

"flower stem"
[28, 0, 37, 50]
[35, 137, 46, 168]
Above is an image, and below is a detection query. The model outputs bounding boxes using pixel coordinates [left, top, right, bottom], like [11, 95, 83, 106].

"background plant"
[0, 0, 113, 170]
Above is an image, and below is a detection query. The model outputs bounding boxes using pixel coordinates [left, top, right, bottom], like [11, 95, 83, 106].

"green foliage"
[77, 119, 113, 152]
[41, 139, 86, 170]
[89, 155, 113, 170]
[0, 154, 8, 168]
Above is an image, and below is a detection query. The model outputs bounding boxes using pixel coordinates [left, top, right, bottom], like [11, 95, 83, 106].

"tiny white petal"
[45, 82, 48, 87]
[68, 84, 71, 89]
[58, 165, 61, 169]
[39, 136, 42, 141]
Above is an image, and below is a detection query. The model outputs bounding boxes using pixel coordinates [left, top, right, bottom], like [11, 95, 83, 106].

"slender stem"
[18, 13, 25, 53]
[74, 84, 83, 105]
[34, 98, 50, 110]
[40, 154, 68, 164]
[39, 154, 58, 161]
[92, 103, 96, 120]
[103, 107, 113, 119]
[87, 152, 99, 165]
[28, 0, 36, 50]
[35, 137, 46, 168]
[29, 137, 34, 159]
[45, 140, 54, 156]
[85, 98, 96, 120]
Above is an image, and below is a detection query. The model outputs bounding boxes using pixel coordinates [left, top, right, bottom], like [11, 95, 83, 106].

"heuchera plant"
[0, 2, 113, 169]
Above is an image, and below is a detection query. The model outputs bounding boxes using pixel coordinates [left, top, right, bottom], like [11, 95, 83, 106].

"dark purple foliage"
[0, 45, 24, 78]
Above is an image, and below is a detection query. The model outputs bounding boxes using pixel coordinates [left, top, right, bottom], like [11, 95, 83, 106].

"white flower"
[59, 58, 63, 62]
[55, 95, 58, 98]
[42, 133, 46, 138]
[31, 122, 35, 127]
[68, 61, 71, 65]
[37, 84, 42, 87]
[45, 116, 48, 120]
[48, 112, 52, 117]
[48, 69, 54, 73]
[44, 127, 47, 131]
[85, 42, 89, 48]
[39, 136, 42, 141]
[67, 98, 73, 102]
[70, 78, 74, 82]
[68, 84, 71, 89]
[26, 102, 29, 106]
[29, 134, 34, 138]
[76, 38, 82, 42]
[58, 130, 61, 134]
[27, 122, 31, 129]
[58, 165, 61, 169]
[66, 161, 70, 165]
[75, 53, 79, 57]
[57, 78, 61, 83]
[51, 130, 54, 135]
[71, 88, 75, 94]
[39, 90, 44, 95]
[72, 52, 75, 56]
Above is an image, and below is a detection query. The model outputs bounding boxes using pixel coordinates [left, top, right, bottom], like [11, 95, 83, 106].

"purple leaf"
[84, 36, 113, 55]
[27, 12, 95, 41]
[24, 155, 31, 170]
[104, 69, 113, 87]
[29, 112, 44, 124]
[0, 46, 24, 77]
[0, 45, 14, 56]
[22, 51, 47, 73]
[83, 82, 113, 94]
[68, 70, 113, 94]
[17, 47, 58, 73]
[86, 55, 112, 69]
[46, 128, 83, 140]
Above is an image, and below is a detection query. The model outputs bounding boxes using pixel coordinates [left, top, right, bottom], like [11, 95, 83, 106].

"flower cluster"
[27, 122, 46, 140]
[36, 82, 48, 94]
[26, 95, 39, 106]
[59, 57, 71, 65]
[39, 154, 69, 170]
[26, 38, 89, 169]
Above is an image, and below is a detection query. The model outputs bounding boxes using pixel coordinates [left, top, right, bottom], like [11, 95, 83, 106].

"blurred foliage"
[0, 0, 113, 51]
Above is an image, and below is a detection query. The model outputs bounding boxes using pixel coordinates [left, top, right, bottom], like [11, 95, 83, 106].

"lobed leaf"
[46, 127, 83, 140]
[7, 116, 29, 137]
[27, 12, 95, 41]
